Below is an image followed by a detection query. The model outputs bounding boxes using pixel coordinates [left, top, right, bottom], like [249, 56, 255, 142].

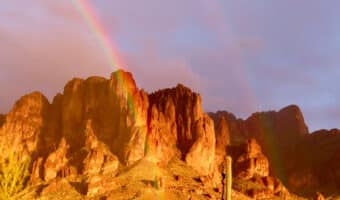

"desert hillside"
[0, 70, 339, 199]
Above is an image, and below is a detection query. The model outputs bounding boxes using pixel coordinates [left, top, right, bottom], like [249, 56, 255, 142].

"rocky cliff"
[0, 92, 50, 156]
[148, 84, 215, 175]
[0, 70, 338, 199]
[288, 129, 340, 195]
[0, 70, 216, 187]
[230, 139, 288, 199]
[210, 106, 340, 196]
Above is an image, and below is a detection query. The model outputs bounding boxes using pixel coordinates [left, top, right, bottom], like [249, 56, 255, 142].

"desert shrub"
[0, 150, 31, 200]
[153, 176, 160, 190]
[144, 135, 149, 156]
[233, 178, 264, 194]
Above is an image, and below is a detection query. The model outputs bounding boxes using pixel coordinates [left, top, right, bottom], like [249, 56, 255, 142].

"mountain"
[210, 106, 340, 196]
[0, 70, 337, 199]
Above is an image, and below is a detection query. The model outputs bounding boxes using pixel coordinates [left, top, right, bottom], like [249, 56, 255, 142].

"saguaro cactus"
[223, 156, 232, 200]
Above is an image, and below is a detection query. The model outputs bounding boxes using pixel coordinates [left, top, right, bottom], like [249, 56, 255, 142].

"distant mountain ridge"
[0, 70, 339, 199]
[209, 105, 340, 196]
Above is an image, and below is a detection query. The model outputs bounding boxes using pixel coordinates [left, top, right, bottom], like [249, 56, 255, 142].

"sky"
[0, 0, 339, 131]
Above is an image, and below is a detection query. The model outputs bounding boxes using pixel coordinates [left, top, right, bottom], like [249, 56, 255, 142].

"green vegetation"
[144, 134, 149, 156]
[153, 176, 160, 190]
[0, 150, 31, 200]
[233, 178, 264, 194]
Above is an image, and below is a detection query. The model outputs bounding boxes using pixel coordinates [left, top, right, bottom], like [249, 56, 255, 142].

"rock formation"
[232, 139, 269, 179]
[27, 71, 150, 183]
[211, 106, 340, 196]
[209, 111, 247, 144]
[56, 72, 149, 166]
[0, 70, 216, 190]
[229, 139, 288, 199]
[148, 84, 215, 175]
[1, 70, 340, 199]
[0, 92, 50, 156]
[288, 129, 340, 194]
[215, 116, 230, 156]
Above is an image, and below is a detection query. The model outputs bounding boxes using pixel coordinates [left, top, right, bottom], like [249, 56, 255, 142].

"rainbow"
[71, 0, 287, 195]
[71, 0, 124, 70]
[202, 0, 287, 184]
[71, 2, 161, 199]
[71, 0, 138, 120]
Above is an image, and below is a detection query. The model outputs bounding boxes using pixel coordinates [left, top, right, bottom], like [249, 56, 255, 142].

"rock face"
[329, 148, 340, 189]
[2, 70, 340, 198]
[313, 192, 325, 200]
[211, 106, 308, 180]
[211, 105, 308, 148]
[232, 139, 269, 179]
[57, 72, 149, 166]
[32, 71, 149, 182]
[43, 138, 70, 181]
[214, 116, 230, 156]
[0, 92, 50, 155]
[211, 106, 340, 196]
[148, 84, 215, 175]
[288, 129, 340, 194]
[209, 111, 247, 145]
[0, 70, 216, 189]
[230, 139, 288, 199]
[243, 105, 309, 186]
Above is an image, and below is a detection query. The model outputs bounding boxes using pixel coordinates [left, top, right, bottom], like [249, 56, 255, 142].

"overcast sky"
[1, 0, 340, 131]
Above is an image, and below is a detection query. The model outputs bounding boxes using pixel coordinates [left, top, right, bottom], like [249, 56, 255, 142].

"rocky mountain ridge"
[210, 106, 340, 196]
[0, 70, 338, 199]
